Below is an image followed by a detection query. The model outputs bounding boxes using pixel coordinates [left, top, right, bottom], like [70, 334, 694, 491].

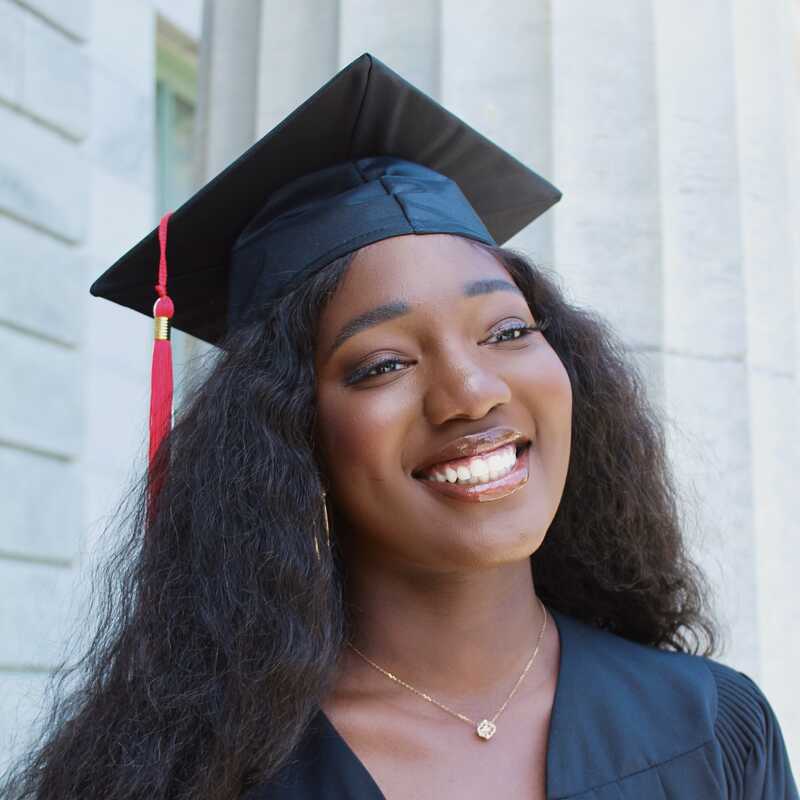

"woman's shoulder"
[698, 657, 798, 797]
[554, 608, 781, 742]
[551, 608, 718, 728]
[550, 608, 798, 797]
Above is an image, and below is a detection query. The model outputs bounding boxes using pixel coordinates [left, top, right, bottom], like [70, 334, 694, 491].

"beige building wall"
[1, 0, 798, 769]
[0, 0, 203, 770]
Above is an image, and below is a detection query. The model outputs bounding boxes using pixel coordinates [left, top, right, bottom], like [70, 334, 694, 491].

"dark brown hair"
[3, 243, 717, 799]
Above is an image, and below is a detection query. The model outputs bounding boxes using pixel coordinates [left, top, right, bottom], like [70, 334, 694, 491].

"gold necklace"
[347, 597, 548, 741]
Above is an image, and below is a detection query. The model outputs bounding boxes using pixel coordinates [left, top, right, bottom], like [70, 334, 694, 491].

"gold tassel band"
[154, 316, 170, 340]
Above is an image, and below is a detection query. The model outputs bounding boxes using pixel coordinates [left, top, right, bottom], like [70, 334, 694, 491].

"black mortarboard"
[90, 53, 561, 487]
[90, 52, 561, 346]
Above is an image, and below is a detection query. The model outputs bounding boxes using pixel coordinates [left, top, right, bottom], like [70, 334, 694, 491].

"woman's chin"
[416, 525, 547, 571]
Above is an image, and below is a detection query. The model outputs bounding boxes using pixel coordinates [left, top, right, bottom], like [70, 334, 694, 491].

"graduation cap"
[89, 52, 561, 492]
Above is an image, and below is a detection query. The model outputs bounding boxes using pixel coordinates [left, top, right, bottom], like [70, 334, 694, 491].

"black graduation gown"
[244, 607, 798, 799]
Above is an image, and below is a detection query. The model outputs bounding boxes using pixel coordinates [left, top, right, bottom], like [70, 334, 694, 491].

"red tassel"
[149, 300, 174, 464]
[148, 213, 174, 516]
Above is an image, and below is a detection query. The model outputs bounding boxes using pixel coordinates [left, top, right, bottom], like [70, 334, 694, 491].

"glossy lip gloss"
[415, 444, 531, 503]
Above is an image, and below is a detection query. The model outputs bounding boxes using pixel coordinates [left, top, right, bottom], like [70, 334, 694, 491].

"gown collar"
[316, 605, 716, 799]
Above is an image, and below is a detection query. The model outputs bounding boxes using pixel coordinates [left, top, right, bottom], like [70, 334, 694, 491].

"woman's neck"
[338, 555, 548, 702]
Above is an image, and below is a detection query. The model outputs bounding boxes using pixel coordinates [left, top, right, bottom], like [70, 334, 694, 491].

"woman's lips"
[411, 426, 530, 476]
[414, 444, 531, 503]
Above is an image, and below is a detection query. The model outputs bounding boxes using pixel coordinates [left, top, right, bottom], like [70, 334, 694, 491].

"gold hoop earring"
[321, 491, 331, 542]
[315, 490, 331, 560]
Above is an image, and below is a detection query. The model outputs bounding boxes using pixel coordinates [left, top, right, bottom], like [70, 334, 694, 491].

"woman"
[3, 54, 796, 800]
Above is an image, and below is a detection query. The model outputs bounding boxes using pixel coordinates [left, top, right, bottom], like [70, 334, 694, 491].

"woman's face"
[314, 234, 572, 570]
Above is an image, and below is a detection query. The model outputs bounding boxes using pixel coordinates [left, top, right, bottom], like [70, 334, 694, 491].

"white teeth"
[469, 458, 489, 478]
[424, 444, 520, 486]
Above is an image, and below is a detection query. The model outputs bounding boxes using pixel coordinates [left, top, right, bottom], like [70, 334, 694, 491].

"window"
[156, 19, 197, 215]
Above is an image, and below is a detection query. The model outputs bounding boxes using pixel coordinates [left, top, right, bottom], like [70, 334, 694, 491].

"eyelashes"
[488, 321, 547, 344]
[344, 318, 550, 386]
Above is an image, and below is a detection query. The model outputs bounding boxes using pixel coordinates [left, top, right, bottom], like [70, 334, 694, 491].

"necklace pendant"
[476, 719, 497, 740]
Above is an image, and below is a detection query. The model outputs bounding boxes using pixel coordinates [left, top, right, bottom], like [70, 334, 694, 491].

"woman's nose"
[422, 349, 512, 424]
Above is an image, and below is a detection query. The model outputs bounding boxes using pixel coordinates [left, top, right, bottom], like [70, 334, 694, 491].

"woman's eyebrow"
[326, 278, 522, 359]
[463, 278, 521, 298]
[328, 300, 411, 359]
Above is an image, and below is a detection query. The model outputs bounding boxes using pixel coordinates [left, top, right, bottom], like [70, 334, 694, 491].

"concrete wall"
[0, 0, 202, 770]
[1, 0, 96, 768]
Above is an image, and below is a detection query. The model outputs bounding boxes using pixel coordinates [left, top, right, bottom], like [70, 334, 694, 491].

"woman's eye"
[485, 320, 548, 344]
[345, 319, 549, 386]
[345, 358, 409, 386]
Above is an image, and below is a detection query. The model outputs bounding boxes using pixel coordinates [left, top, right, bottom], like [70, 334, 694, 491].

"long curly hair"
[2, 242, 718, 799]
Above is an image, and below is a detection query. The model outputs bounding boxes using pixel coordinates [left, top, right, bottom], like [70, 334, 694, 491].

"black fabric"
[89, 53, 561, 344]
[243, 607, 798, 799]
[227, 156, 495, 323]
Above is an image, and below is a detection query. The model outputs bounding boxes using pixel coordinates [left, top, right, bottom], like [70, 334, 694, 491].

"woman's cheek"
[518, 346, 571, 408]
[318, 385, 403, 483]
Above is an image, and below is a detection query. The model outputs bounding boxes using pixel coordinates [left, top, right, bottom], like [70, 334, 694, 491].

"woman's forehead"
[333, 234, 511, 310]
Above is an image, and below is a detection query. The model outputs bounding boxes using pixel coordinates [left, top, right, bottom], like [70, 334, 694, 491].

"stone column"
[194, 0, 261, 179]
[339, 0, 440, 95]
[654, 0, 757, 673]
[550, 1, 662, 390]
[440, 0, 552, 265]
[256, 0, 339, 133]
[732, 0, 800, 747]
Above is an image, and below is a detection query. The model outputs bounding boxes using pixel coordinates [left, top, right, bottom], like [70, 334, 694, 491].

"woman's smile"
[410, 424, 533, 502]
[414, 440, 532, 503]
